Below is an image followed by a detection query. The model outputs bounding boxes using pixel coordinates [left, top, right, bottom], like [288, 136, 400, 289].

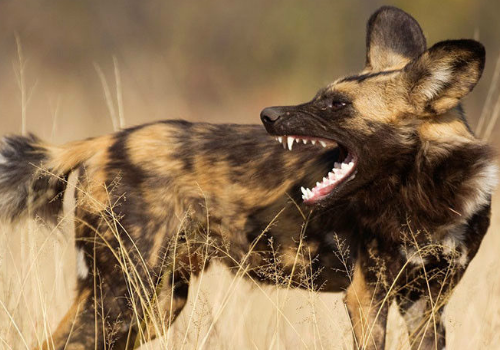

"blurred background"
[1, 1, 500, 349]
[0, 0, 498, 142]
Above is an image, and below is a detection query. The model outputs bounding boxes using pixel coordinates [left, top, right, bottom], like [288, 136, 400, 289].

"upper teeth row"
[275, 136, 327, 151]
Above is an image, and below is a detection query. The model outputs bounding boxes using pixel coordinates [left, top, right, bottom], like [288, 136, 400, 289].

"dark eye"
[330, 101, 348, 110]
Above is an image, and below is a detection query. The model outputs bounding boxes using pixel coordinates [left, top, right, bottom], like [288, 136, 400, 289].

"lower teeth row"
[301, 157, 355, 200]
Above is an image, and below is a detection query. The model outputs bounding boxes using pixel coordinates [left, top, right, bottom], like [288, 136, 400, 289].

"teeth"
[301, 155, 356, 202]
[301, 186, 313, 201]
[276, 136, 336, 150]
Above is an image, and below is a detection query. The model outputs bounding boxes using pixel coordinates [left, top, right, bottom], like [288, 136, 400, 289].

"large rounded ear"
[366, 6, 427, 71]
[403, 39, 485, 115]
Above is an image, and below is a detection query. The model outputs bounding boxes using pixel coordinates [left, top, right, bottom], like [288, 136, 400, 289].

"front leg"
[395, 203, 492, 350]
[345, 260, 390, 350]
[396, 293, 446, 350]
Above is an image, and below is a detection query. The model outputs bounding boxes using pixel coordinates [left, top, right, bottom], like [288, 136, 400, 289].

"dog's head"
[261, 6, 485, 206]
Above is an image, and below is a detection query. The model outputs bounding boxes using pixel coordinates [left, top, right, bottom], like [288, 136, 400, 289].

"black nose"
[260, 107, 282, 124]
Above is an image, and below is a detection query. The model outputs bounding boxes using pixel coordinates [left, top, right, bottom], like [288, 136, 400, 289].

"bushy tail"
[0, 133, 110, 224]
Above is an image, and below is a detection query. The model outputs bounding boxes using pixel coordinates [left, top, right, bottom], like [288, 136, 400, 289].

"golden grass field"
[1, 1, 500, 349]
[0, 195, 500, 350]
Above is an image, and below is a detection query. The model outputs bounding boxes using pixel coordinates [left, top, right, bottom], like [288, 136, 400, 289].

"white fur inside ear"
[420, 65, 452, 100]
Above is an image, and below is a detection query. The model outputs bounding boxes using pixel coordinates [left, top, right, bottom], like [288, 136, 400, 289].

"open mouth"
[275, 135, 357, 204]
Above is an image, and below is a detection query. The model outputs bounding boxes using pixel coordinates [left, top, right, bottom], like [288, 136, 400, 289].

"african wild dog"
[0, 6, 496, 350]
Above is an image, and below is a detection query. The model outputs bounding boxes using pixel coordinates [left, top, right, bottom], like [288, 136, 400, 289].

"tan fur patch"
[127, 124, 187, 173]
[418, 109, 474, 143]
[45, 135, 114, 175]
[333, 77, 408, 129]
[345, 262, 386, 350]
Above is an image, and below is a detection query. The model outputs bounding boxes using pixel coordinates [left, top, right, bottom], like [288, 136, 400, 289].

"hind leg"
[38, 265, 191, 350]
[131, 268, 191, 347]
[39, 271, 143, 350]
[36, 232, 190, 350]
[39, 287, 95, 350]
[111, 273, 190, 349]
[38, 282, 131, 350]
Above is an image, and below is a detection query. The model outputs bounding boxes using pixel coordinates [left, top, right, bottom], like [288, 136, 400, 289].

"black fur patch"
[366, 6, 427, 69]
[340, 69, 399, 83]
[0, 134, 66, 223]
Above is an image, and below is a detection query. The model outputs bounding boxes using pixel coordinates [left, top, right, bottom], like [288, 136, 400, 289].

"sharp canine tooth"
[301, 187, 307, 195]
[320, 141, 326, 147]
[287, 137, 294, 150]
